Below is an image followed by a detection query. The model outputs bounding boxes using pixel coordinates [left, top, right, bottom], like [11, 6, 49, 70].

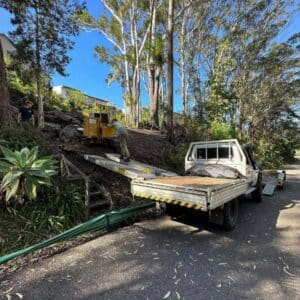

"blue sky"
[0, 1, 299, 110]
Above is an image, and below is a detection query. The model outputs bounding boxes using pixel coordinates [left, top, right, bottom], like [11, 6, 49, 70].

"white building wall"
[52, 85, 67, 97]
[52, 85, 115, 108]
[0, 34, 16, 57]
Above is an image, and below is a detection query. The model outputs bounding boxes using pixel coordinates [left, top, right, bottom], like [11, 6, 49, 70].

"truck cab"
[185, 139, 260, 187]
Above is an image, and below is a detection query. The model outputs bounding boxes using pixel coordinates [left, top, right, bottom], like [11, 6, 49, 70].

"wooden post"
[85, 177, 90, 218]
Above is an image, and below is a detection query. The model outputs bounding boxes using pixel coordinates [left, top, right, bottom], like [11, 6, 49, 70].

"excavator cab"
[83, 112, 116, 141]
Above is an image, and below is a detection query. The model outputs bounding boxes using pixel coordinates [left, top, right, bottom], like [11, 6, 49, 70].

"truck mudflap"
[133, 191, 204, 210]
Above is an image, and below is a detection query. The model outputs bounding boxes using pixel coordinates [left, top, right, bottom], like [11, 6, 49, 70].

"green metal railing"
[0, 202, 155, 265]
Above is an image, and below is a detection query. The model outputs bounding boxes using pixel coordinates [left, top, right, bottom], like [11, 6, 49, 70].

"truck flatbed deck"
[132, 176, 248, 211]
[146, 176, 242, 189]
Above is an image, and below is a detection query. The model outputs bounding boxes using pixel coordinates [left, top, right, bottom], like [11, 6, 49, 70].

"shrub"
[0, 183, 86, 255]
[210, 120, 233, 140]
[115, 110, 126, 124]
[173, 115, 210, 142]
[164, 143, 189, 174]
[0, 125, 47, 151]
[47, 92, 72, 111]
[0, 146, 57, 203]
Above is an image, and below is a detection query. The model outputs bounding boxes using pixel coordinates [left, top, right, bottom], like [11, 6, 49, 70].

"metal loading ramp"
[84, 154, 177, 180]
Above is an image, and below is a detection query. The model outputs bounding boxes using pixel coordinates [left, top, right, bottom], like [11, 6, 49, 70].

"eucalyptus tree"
[79, 0, 153, 128]
[226, 0, 296, 137]
[182, 0, 296, 137]
[247, 39, 300, 141]
[0, 0, 84, 128]
[166, 0, 174, 142]
[146, 0, 165, 128]
[175, 0, 233, 117]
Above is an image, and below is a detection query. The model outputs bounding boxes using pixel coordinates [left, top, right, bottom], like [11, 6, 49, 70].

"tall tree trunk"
[148, 62, 156, 126]
[35, 5, 44, 128]
[153, 65, 161, 126]
[131, 71, 138, 128]
[149, 65, 160, 128]
[0, 40, 11, 127]
[167, 0, 174, 142]
[133, 3, 140, 129]
[148, 2, 159, 128]
[136, 73, 141, 127]
[36, 72, 44, 128]
[180, 10, 188, 115]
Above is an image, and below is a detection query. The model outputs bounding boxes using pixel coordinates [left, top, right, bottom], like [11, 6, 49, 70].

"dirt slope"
[51, 128, 176, 210]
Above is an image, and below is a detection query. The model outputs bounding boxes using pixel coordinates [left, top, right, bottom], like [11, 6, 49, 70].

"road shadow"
[165, 170, 299, 241]
[1, 169, 299, 300]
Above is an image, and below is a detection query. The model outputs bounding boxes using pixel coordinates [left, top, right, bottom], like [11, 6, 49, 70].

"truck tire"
[223, 198, 239, 230]
[252, 172, 262, 202]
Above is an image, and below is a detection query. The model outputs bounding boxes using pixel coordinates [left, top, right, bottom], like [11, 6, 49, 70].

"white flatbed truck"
[131, 139, 262, 230]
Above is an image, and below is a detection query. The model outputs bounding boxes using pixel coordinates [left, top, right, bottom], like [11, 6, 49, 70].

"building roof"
[0, 33, 15, 47]
[53, 85, 115, 107]
[0, 33, 16, 56]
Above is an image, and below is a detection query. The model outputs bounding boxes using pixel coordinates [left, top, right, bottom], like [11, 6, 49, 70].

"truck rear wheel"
[223, 198, 239, 230]
[252, 173, 262, 202]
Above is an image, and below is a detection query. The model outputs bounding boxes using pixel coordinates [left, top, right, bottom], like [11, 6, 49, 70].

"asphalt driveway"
[1, 163, 299, 300]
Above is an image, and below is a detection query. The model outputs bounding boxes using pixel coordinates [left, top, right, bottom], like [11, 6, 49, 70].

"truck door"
[243, 146, 259, 186]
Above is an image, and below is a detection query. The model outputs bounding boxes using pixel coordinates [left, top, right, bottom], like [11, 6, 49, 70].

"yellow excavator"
[83, 112, 116, 142]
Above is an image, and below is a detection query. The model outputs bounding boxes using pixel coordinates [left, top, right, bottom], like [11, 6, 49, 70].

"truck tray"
[147, 176, 239, 190]
[132, 176, 247, 211]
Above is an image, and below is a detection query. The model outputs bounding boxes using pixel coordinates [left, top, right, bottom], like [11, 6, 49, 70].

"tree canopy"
[0, 0, 85, 127]
[1, 0, 299, 166]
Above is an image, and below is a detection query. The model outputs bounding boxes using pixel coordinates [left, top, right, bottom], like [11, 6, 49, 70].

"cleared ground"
[0, 163, 299, 300]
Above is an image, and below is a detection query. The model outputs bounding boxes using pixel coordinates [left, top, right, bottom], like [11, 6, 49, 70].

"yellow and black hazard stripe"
[118, 168, 127, 176]
[117, 167, 153, 177]
[133, 192, 202, 210]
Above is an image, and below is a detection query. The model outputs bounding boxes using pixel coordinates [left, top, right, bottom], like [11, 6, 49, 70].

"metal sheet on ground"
[263, 183, 276, 196]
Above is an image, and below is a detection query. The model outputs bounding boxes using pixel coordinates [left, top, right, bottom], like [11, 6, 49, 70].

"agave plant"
[0, 146, 57, 203]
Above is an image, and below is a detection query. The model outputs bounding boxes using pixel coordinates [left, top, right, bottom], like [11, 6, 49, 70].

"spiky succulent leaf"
[0, 146, 57, 203]
[0, 160, 13, 173]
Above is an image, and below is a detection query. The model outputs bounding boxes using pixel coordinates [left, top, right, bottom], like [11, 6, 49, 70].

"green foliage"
[5, 55, 36, 106]
[123, 91, 135, 106]
[254, 140, 285, 169]
[174, 115, 209, 142]
[163, 143, 189, 174]
[0, 126, 47, 151]
[0, 146, 57, 203]
[206, 39, 235, 122]
[1, 0, 85, 77]
[5, 55, 51, 107]
[0, 183, 86, 255]
[67, 89, 90, 110]
[254, 119, 300, 169]
[145, 35, 165, 65]
[115, 110, 126, 124]
[210, 120, 234, 140]
[141, 107, 150, 124]
[48, 92, 72, 111]
[30, 184, 86, 232]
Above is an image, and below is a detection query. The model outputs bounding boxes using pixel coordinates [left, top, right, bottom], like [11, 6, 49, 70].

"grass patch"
[0, 183, 86, 256]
